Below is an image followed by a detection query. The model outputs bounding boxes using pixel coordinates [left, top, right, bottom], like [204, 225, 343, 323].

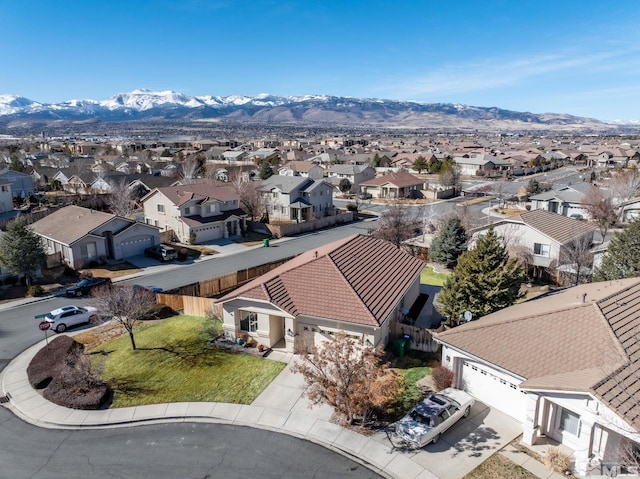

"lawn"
[421, 266, 451, 286]
[89, 315, 286, 408]
[390, 365, 432, 419]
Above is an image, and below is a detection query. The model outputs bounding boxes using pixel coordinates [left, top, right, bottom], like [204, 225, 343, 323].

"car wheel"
[56, 324, 67, 333]
[464, 406, 471, 418]
[75, 290, 83, 297]
[432, 433, 440, 444]
[89, 314, 98, 323]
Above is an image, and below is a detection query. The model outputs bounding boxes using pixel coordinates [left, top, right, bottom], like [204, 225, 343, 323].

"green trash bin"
[394, 338, 406, 357]
[263, 238, 270, 247]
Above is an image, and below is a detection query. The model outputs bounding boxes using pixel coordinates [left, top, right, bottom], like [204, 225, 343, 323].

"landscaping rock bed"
[208, 335, 272, 358]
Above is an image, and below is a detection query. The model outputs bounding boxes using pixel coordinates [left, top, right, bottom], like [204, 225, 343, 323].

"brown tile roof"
[436, 277, 640, 430]
[30, 205, 115, 245]
[218, 234, 425, 327]
[154, 184, 238, 206]
[360, 171, 424, 188]
[515, 209, 596, 244]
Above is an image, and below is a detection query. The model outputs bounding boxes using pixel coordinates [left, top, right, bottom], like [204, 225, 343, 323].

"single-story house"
[529, 183, 592, 219]
[30, 205, 160, 269]
[216, 234, 425, 353]
[453, 154, 512, 176]
[277, 161, 325, 180]
[359, 171, 424, 199]
[435, 278, 640, 476]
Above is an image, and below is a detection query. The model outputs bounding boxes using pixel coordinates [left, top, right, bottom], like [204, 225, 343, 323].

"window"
[534, 243, 550, 257]
[239, 311, 258, 332]
[184, 207, 190, 215]
[559, 407, 580, 436]
[79, 242, 96, 260]
[157, 204, 165, 214]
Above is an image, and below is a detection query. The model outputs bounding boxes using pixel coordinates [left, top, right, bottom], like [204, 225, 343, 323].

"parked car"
[395, 388, 475, 447]
[44, 305, 99, 333]
[144, 244, 178, 262]
[65, 277, 112, 297]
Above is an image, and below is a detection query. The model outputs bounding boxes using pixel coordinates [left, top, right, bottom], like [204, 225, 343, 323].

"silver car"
[44, 305, 99, 333]
[395, 388, 475, 447]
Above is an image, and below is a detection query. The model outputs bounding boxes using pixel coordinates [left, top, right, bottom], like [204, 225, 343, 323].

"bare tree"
[581, 185, 618, 240]
[108, 178, 135, 218]
[291, 331, 402, 426]
[229, 170, 263, 220]
[610, 167, 640, 205]
[91, 285, 157, 350]
[557, 234, 594, 286]
[371, 199, 420, 247]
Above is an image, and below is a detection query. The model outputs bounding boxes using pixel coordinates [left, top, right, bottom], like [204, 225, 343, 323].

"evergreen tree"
[526, 178, 541, 195]
[437, 227, 524, 326]
[593, 218, 640, 281]
[259, 160, 274, 180]
[338, 178, 352, 195]
[0, 217, 47, 286]
[412, 155, 428, 174]
[429, 216, 468, 269]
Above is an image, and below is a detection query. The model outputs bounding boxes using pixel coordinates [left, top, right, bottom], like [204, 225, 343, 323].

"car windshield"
[409, 410, 432, 426]
[77, 279, 89, 286]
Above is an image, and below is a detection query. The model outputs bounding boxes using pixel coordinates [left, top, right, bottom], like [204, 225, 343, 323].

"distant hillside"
[0, 89, 617, 132]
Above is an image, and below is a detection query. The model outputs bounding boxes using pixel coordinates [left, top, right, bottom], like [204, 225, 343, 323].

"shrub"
[27, 285, 44, 297]
[87, 260, 100, 268]
[346, 202, 357, 212]
[431, 362, 454, 391]
[543, 447, 571, 474]
[142, 303, 176, 321]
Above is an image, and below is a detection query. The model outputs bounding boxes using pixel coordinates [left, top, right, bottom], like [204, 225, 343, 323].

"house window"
[558, 407, 581, 436]
[157, 204, 165, 214]
[184, 207, 190, 215]
[79, 242, 97, 260]
[533, 243, 550, 257]
[239, 311, 258, 332]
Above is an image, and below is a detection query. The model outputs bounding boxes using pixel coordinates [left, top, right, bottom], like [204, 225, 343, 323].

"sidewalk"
[0, 336, 563, 479]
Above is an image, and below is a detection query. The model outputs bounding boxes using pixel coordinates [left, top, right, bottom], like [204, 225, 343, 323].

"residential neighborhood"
[1, 129, 640, 479]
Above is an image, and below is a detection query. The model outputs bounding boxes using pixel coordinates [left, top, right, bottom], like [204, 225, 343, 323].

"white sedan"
[395, 388, 475, 447]
[44, 305, 99, 333]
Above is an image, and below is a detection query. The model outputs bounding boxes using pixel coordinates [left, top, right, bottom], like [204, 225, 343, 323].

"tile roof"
[30, 205, 115, 245]
[515, 209, 596, 244]
[436, 278, 640, 430]
[360, 171, 424, 188]
[218, 234, 425, 327]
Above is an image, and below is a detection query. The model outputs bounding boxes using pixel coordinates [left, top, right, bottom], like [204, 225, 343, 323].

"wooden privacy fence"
[390, 321, 440, 353]
[157, 256, 295, 317]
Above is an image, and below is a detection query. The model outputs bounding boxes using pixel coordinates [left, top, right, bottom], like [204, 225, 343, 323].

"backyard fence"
[390, 321, 440, 353]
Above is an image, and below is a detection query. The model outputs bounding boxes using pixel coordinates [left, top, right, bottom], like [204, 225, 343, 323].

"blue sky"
[3, 0, 640, 121]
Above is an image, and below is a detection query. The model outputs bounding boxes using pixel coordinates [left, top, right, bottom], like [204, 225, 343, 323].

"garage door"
[461, 360, 527, 421]
[120, 235, 154, 258]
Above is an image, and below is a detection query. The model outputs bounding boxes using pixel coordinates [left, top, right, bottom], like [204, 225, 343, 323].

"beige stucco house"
[436, 278, 640, 476]
[141, 183, 247, 244]
[216, 234, 425, 353]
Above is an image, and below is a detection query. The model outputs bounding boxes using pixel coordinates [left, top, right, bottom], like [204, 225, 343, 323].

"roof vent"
[314, 251, 318, 258]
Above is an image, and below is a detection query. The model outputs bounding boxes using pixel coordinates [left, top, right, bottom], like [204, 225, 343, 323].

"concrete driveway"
[253, 357, 522, 479]
[370, 400, 522, 479]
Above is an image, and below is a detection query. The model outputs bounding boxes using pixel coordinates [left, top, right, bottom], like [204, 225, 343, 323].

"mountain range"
[0, 89, 620, 131]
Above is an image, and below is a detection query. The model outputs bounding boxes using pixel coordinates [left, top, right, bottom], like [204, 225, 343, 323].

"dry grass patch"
[463, 453, 538, 479]
[80, 261, 142, 279]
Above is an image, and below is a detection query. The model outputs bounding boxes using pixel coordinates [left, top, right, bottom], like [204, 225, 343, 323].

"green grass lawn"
[390, 365, 432, 419]
[421, 266, 451, 286]
[91, 315, 286, 408]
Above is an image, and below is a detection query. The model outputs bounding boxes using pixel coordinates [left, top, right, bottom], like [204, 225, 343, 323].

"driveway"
[371, 400, 522, 479]
[252, 357, 521, 479]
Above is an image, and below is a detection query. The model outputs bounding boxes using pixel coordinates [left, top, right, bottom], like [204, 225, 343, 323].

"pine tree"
[412, 155, 428, 174]
[437, 227, 525, 326]
[0, 216, 47, 286]
[593, 218, 640, 281]
[259, 160, 274, 180]
[429, 216, 467, 268]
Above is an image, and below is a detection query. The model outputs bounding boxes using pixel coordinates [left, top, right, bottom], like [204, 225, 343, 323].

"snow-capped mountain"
[0, 88, 613, 130]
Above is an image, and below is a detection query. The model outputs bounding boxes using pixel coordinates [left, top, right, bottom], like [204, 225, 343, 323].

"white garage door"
[120, 235, 154, 258]
[461, 360, 527, 421]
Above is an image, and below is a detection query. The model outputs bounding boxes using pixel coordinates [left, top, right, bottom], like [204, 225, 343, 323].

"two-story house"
[258, 176, 334, 223]
[0, 168, 34, 198]
[141, 183, 247, 244]
[0, 179, 13, 213]
[326, 164, 376, 194]
[469, 209, 596, 281]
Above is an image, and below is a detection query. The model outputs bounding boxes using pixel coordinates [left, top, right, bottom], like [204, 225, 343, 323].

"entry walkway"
[0, 337, 553, 479]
